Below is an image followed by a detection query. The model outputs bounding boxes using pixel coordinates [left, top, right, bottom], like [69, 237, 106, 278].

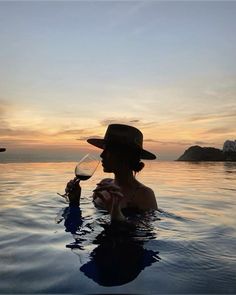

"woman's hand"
[65, 177, 81, 206]
[93, 182, 126, 221]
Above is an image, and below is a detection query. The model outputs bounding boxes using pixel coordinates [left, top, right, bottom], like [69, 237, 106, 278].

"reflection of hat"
[87, 124, 156, 160]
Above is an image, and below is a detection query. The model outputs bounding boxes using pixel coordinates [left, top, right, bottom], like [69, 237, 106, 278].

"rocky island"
[177, 140, 236, 162]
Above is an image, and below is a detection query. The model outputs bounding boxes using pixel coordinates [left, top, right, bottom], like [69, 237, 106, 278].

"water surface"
[0, 161, 235, 293]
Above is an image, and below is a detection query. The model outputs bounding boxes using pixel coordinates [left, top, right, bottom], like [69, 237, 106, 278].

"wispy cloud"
[188, 110, 236, 123]
[77, 135, 103, 141]
[0, 127, 44, 137]
[194, 141, 216, 146]
[202, 127, 235, 135]
[55, 129, 87, 136]
[100, 117, 140, 127]
[99, 117, 157, 129]
[145, 138, 216, 147]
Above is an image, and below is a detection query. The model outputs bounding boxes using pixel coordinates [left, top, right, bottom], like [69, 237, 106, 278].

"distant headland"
[0, 148, 6, 152]
[177, 140, 236, 162]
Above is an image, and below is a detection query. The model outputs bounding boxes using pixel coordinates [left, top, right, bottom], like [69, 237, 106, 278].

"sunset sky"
[0, 1, 236, 162]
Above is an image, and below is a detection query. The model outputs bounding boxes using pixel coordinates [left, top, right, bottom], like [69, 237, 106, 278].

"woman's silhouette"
[58, 124, 160, 286]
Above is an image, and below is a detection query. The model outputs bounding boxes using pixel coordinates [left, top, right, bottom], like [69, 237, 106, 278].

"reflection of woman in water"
[80, 222, 160, 286]
[60, 124, 160, 286]
[59, 207, 160, 286]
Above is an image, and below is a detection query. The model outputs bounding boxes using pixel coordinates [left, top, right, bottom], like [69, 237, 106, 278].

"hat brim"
[87, 138, 156, 160]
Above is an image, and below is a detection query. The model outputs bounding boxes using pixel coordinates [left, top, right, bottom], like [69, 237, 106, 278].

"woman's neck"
[114, 169, 135, 187]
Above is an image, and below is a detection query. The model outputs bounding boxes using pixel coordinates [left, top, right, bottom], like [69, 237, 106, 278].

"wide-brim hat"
[87, 124, 156, 160]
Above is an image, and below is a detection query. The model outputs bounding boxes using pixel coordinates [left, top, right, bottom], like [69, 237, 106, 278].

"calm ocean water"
[0, 161, 235, 293]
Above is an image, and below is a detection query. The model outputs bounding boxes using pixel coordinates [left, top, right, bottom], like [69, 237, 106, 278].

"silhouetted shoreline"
[177, 145, 236, 162]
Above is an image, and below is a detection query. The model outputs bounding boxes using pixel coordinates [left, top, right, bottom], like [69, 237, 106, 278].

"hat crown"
[104, 124, 143, 148]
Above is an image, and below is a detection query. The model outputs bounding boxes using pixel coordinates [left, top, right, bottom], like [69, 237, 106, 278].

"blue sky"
[0, 1, 236, 161]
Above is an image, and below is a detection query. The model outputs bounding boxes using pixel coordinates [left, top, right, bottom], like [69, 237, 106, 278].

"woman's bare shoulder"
[136, 183, 155, 198]
[135, 182, 158, 210]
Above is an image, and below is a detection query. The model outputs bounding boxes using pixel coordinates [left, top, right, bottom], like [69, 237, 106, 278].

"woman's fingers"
[94, 190, 113, 211]
[94, 189, 123, 201]
[109, 191, 124, 198]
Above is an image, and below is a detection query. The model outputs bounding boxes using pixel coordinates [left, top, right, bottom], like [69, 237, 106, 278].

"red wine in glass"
[75, 174, 91, 181]
[74, 154, 100, 182]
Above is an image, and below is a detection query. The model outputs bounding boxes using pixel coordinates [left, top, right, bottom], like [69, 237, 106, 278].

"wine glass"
[57, 154, 100, 200]
[74, 153, 100, 182]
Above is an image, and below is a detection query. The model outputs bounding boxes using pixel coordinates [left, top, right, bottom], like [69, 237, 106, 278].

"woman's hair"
[128, 151, 145, 173]
[131, 160, 145, 173]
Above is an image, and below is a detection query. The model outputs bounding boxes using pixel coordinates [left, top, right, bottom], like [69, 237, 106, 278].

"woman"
[67, 124, 158, 221]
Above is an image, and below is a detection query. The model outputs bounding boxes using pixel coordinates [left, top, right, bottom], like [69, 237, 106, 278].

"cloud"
[194, 141, 216, 146]
[202, 127, 235, 135]
[55, 128, 87, 136]
[100, 117, 140, 127]
[0, 138, 42, 145]
[145, 139, 191, 146]
[0, 100, 13, 128]
[0, 101, 43, 139]
[189, 111, 236, 123]
[99, 117, 157, 129]
[77, 135, 103, 141]
[0, 99, 93, 141]
[129, 119, 140, 123]
[0, 127, 45, 137]
[145, 138, 216, 147]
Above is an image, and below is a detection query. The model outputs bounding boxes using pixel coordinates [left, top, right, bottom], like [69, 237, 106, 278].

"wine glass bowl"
[75, 154, 100, 181]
